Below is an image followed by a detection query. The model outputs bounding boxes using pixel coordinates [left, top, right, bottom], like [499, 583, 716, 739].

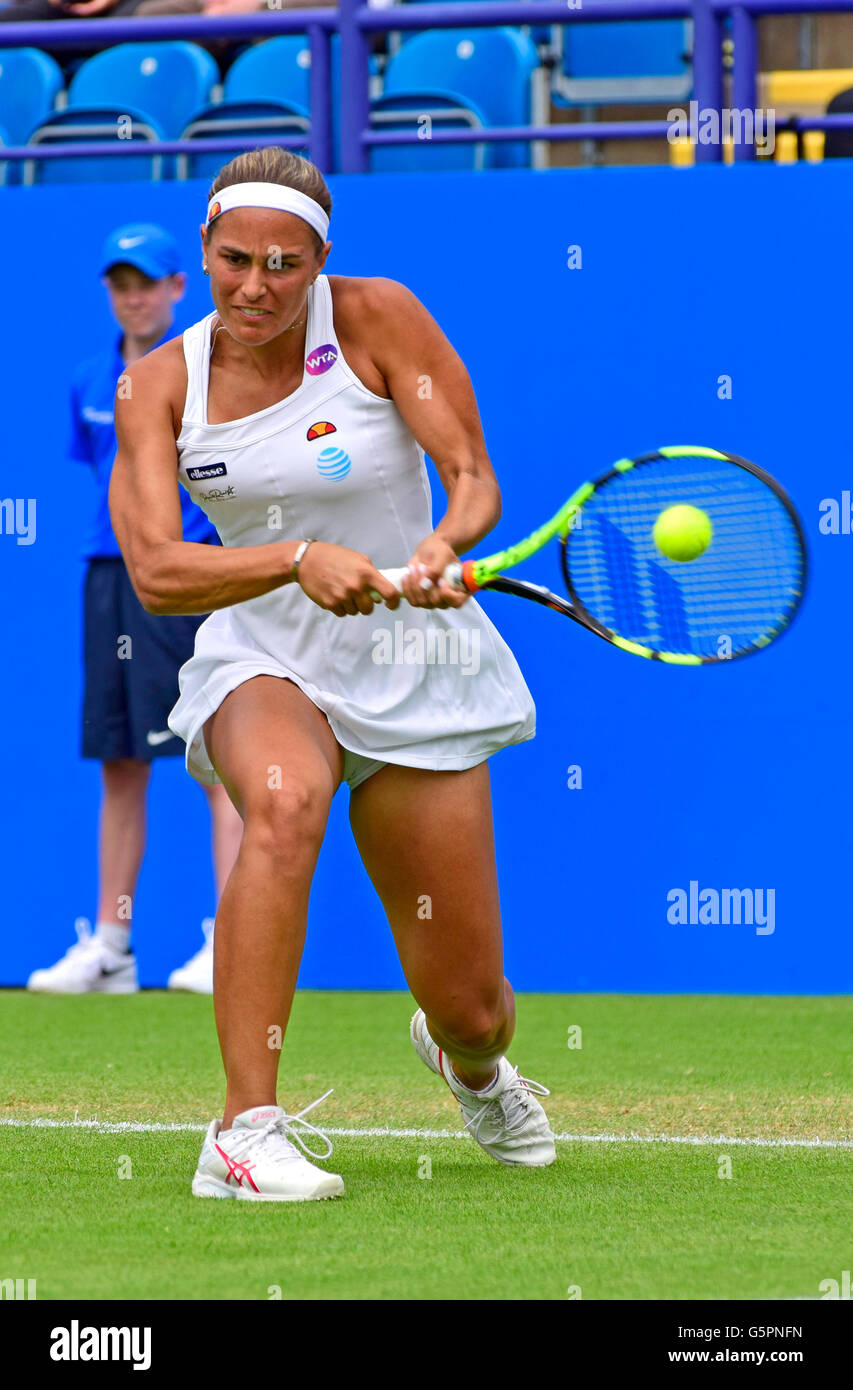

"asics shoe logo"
[214, 1144, 260, 1193]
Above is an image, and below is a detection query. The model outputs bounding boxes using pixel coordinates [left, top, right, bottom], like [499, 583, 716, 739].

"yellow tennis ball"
[653, 504, 713, 562]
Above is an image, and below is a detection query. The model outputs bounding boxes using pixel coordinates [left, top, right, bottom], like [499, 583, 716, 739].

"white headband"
[206, 182, 329, 243]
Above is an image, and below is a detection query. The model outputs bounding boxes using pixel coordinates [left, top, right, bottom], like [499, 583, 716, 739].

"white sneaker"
[410, 1008, 556, 1167]
[192, 1092, 345, 1202]
[27, 919, 138, 994]
[168, 917, 214, 994]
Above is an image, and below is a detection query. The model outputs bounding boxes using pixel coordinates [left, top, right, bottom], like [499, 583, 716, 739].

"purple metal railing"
[0, 0, 851, 175]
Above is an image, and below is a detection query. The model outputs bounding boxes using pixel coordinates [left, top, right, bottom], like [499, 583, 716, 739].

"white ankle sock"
[450, 1064, 500, 1096]
[95, 923, 131, 955]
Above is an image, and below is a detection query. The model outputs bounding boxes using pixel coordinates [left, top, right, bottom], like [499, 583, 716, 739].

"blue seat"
[69, 42, 219, 139]
[0, 47, 64, 146]
[369, 90, 494, 173]
[23, 106, 165, 185]
[178, 100, 310, 181]
[383, 28, 539, 169]
[227, 34, 336, 167]
[0, 121, 9, 187]
[226, 35, 394, 173]
[554, 20, 692, 106]
[224, 35, 312, 110]
[396, 0, 553, 52]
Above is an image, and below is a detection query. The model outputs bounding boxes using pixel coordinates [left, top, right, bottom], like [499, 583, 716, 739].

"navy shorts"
[82, 558, 206, 763]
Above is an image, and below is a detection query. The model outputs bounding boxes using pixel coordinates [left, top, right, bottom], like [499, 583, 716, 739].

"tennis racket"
[372, 446, 807, 664]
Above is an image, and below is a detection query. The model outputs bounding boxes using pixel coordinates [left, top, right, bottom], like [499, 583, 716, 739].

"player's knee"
[243, 784, 328, 861]
[439, 1003, 512, 1056]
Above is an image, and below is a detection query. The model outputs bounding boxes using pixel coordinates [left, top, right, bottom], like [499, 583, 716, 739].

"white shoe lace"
[249, 1089, 337, 1163]
[55, 918, 101, 964]
[462, 1068, 550, 1143]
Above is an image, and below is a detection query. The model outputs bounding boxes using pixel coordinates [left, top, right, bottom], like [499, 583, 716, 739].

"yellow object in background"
[775, 131, 799, 163]
[669, 137, 695, 168]
[803, 130, 826, 162]
[762, 68, 853, 111]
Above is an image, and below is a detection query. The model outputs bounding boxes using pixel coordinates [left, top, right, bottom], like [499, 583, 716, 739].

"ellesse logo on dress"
[306, 421, 337, 440]
[187, 463, 227, 480]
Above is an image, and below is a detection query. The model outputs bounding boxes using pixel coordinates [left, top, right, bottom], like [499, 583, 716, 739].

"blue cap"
[100, 223, 182, 280]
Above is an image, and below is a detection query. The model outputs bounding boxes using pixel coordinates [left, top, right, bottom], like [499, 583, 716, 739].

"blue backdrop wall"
[1, 161, 850, 992]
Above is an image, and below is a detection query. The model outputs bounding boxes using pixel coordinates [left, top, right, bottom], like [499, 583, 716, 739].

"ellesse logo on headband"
[307, 421, 337, 440]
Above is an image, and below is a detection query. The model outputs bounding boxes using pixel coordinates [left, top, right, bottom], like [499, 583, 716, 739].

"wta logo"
[305, 343, 338, 376]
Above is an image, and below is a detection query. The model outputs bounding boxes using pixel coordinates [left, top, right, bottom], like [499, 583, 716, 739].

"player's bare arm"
[337, 277, 502, 607]
[110, 342, 399, 616]
[353, 277, 501, 545]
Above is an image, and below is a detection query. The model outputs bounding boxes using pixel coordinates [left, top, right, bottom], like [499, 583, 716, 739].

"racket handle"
[369, 561, 466, 603]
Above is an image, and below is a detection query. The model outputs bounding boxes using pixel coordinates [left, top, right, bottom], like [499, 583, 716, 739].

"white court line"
[0, 1116, 851, 1149]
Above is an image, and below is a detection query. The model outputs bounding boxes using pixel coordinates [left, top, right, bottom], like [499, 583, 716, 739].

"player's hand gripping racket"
[372, 447, 806, 664]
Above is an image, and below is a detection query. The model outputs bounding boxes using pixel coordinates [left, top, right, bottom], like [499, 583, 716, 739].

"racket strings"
[565, 457, 804, 658]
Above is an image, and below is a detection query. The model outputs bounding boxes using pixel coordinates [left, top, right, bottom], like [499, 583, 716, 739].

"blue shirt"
[69, 328, 218, 560]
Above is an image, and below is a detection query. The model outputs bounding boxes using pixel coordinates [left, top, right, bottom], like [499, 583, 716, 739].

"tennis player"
[109, 148, 555, 1201]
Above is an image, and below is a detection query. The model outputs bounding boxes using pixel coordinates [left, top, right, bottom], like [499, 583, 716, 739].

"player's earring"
[203, 265, 209, 275]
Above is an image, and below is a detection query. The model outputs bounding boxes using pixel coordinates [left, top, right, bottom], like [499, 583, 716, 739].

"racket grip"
[369, 561, 465, 603]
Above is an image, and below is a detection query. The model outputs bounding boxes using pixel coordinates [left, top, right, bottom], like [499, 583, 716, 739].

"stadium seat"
[178, 100, 311, 181]
[0, 47, 64, 147]
[227, 35, 387, 173]
[369, 90, 494, 172]
[383, 28, 539, 168]
[68, 42, 219, 139]
[224, 35, 313, 110]
[23, 106, 165, 185]
[395, 0, 554, 51]
[554, 20, 692, 106]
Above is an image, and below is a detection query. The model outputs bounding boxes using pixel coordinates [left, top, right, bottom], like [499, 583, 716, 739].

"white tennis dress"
[168, 274, 536, 787]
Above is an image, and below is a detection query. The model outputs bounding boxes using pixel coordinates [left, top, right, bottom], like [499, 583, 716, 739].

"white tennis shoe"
[192, 1093, 345, 1202]
[168, 917, 214, 994]
[410, 1008, 556, 1167]
[27, 920, 138, 994]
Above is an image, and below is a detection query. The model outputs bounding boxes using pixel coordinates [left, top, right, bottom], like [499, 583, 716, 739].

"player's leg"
[28, 560, 141, 993]
[348, 761, 555, 1165]
[348, 761, 511, 1086]
[26, 761, 145, 992]
[201, 675, 343, 1128]
[127, 579, 244, 990]
[204, 782, 243, 899]
[167, 783, 243, 994]
[97, 758, 150, 927]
